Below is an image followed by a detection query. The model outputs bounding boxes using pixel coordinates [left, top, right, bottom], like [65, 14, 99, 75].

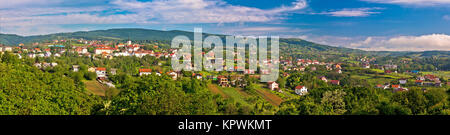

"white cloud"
[315, 8, 383, 17]
[218, 26, 308, 36]
[297, 34, 450, 51]
[350, 34, 450, 51]
[444, 15, 450, 21]
[110, 0, 307, 24]
[362, 0, 450, 6]
[0, 0, 308, 35]
[0, 0, 61, 8]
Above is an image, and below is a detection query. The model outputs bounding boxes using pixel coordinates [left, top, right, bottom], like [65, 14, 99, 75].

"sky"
[0, 0, 449, 51]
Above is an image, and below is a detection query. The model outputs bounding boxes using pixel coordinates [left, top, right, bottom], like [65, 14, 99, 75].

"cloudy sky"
[0, 0, 449, 51]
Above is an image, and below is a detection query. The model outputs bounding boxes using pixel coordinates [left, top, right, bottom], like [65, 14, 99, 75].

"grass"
[207, 84, 228, 98]
[84, 80, 109, 96]
[207, 84, 249, 106]
[207, 83, 284, 107]
[254, 88, 283, 106]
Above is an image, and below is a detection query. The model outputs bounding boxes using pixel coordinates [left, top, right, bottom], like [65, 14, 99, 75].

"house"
[110, 68, 117, 75]
[94, 47, 115, 55]
[88, 67, 96, 72]
[72, 65, 80, 72]
[399, 79, 407, 84]
[435, 82, 442, 87]
[415, 80, 424, 86]
[244, 69, 255, 74]
[299, 66, 305, 71]
[126, 45, 140, 52]
[34, 63, 42, 68]
[384, 64, 398, 69]
[375, 84, 390, 89]
[75, 47, 88, 54]
[334, 64, 342, 69]
[3, 46, 12, 52]
[385, 70, 392, 74]
[424, 74, 437, 81]
[362, 63, 370, 69]
[391, 85, 408, 92]
[96, 67, 107, 78]
[295, 86, 308, 95]
[417, 76, 425, 81]
[330, 80, 340, 85]
[391, 85, 401, 89]
[168, 71, 178, 80]
[192, 73, 202, 80]
[155, 72, 162, 76]
[424, 82, 434, 86]
[44, 52, 52, 57]
[267, 82, 279, 91]
[42, 63, 51, 68]
[139, 69, 152, 76]
[318, 76, 328, 82]
[217, 76, 229, 87]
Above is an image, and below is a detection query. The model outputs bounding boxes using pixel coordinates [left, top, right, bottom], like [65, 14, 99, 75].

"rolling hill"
[0, 28, 448, 58]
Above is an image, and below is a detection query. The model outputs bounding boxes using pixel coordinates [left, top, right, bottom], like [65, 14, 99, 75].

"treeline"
[277, 73, 450, 115]
[94, 74, 276, 115]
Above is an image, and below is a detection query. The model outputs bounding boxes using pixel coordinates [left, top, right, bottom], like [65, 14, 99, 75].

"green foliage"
[84, 72, 97, 80]
[0, 62, 101, 115]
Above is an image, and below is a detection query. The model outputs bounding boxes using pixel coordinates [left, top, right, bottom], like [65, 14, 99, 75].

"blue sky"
[0, 0, 449, 51]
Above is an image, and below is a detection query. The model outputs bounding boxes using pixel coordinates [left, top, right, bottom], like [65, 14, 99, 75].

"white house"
[295, 86, 308, 95]
[3, 47, 12, 52]
[96, 67, 107, 78]
[95, 48, 114, 55]
[399, 79, 407, 84]
[45, 52, 52, 57]
[168, 71, 178, 80]
[268, 82, 279, 91]
[72, 65, 80, 72]
[113, 51, 131, 57]
[50, 62, 58, 67]
[139, 69, 152, 76]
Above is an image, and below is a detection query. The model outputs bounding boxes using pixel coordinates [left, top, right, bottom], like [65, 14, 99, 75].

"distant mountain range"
[0, 28, 448, 57]
[0, 28, 213, 45]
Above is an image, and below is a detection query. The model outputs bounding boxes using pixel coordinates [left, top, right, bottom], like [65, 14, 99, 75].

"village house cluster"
[0, 39, 177, 60]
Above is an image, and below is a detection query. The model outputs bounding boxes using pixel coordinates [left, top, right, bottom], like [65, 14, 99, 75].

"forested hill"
[0, 28, 225, 45]
[0, 28, 362, 53]
[0, 28, 448, 58]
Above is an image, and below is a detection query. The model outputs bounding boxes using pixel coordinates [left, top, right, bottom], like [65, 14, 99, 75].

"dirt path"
[255, 89, 283, 106]
[207, 84, 228, 98]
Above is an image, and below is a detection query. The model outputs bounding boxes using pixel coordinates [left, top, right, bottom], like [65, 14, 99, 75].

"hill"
[0, 28, 225, 45]
[0, 28, 448, 58]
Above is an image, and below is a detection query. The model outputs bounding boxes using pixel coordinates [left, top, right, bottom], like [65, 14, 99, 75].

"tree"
[84, 72, 97, 80]
[321, 90, 347, 115]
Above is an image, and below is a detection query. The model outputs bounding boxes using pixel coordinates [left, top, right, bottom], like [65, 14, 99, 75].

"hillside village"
[0, 35, 449, 115]
[1, 38, 448, 100]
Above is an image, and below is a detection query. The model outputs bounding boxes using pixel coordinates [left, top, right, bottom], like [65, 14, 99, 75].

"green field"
[207, 83, 284, 107]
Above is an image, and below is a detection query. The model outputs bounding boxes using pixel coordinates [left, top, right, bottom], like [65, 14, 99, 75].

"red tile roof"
[139, 69, 152, 73]
[96, 67, 106, 71]
[330, 80, 340, 84]
[295, 85, 305, 89]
